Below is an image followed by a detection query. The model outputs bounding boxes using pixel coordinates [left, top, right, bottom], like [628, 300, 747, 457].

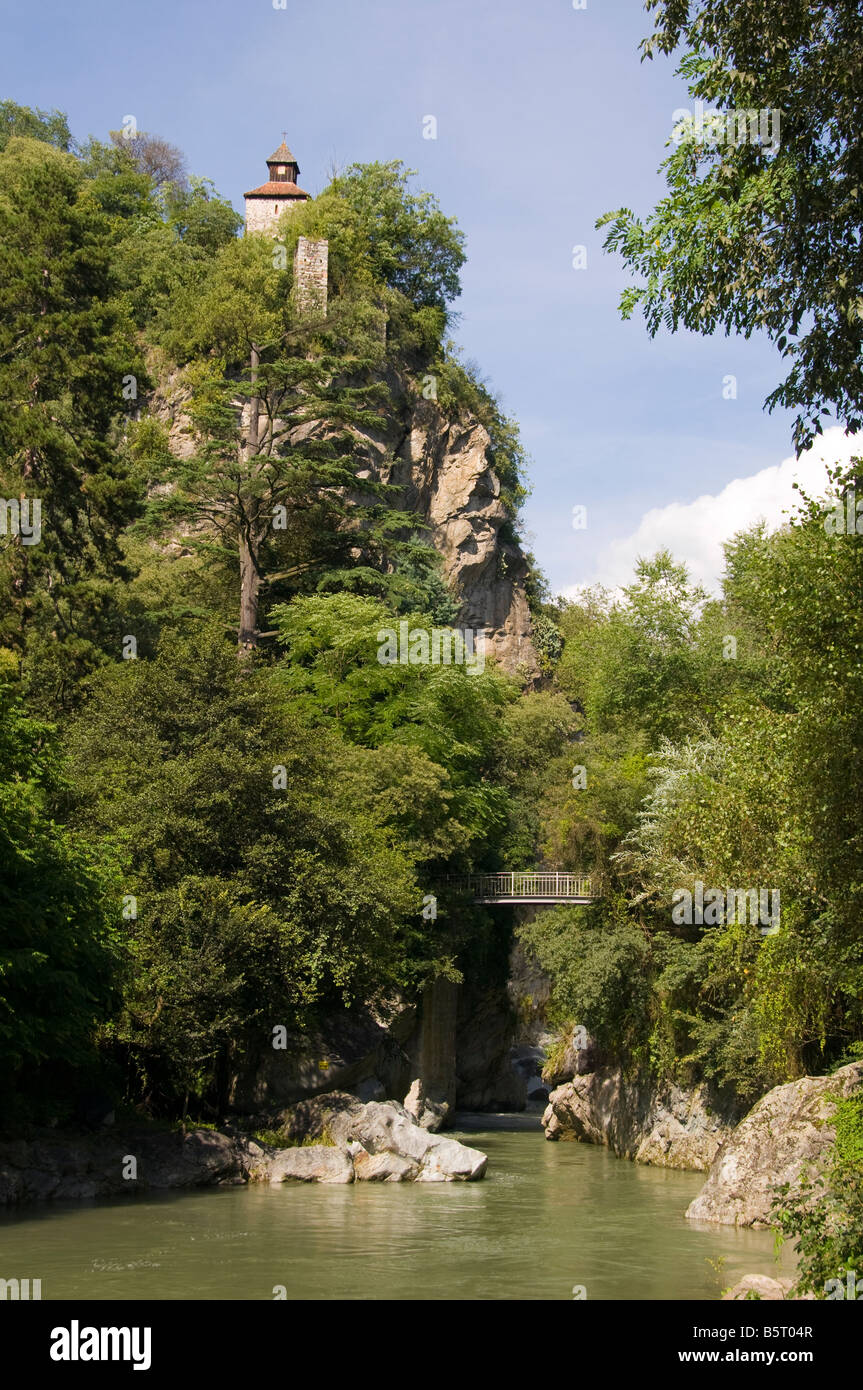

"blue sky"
[1, 0, 824, 593]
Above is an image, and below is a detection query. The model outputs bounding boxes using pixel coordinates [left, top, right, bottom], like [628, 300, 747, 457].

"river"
[0, 1117, 794, 1300]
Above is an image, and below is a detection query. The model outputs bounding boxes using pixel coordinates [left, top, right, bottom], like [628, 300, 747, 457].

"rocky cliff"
[386, 398, 537, 676]
[153, 370, 538, 678]
[686, 1060, 863, 1227]
[542, 1062, 742, 1172]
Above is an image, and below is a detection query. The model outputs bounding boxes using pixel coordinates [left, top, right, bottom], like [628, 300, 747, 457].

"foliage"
[601, 0, 863, 452]
[0, 652, 121, 1116]
[0, 136, 145, 706]
[64, 627, 422, 1112]
[539, 487, 863, 1099]
[531, 614, 564, 671]
[0, 100, 71, 152]
[316, 160, 465, 312]
[520, 898, 654, 1061]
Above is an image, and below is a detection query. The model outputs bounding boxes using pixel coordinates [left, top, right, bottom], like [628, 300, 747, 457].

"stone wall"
[293, 236, 328, 316]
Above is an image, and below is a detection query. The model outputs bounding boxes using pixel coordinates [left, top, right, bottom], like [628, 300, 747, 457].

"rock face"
[390, 400, 537, 677]
[455, 985, 525, 1112]
[229, 996, 416, 1111]
[0, 1128, 254, 1205]
[542, 1024, 604, 1089]
[686, 1061, 863, 1228]
[542, 1065, 739, 1172]
[404, 976, 459, 1128]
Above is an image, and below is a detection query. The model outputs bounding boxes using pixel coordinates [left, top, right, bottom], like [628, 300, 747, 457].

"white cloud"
[560, 427, 860, 597]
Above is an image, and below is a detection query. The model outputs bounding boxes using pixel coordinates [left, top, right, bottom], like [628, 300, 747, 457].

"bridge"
[444, 871, 595, 905]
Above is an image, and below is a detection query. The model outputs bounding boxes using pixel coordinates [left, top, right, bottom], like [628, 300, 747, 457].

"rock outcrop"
[0, 1101, 488, 1205]
[542, 1024, 604, 1088]
[228, 995, 416, 1111]
[390, 400, 537, 676]
[686, 1061, 863, 1228]
[0, 1128, 253, 1205]
[287, 1094, 488, 1183]
[542, 1065, 739, 1172]
[151, 372, 538, 678]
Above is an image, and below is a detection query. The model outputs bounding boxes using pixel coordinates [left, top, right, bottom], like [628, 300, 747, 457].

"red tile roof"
[244, 181, 310, 199]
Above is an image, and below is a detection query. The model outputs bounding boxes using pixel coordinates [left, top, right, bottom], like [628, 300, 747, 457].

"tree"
[0, 652, 121, 1117]
[142, 221, 451, 652]
[0, 137, 144, 700]
[600, 0, 863, 452]
[556, 552, 707, 743]
[109, 129, 187, 190]
[0, 100, 71, 153]
[273, 592, 516, 870]
[65, 626, 421, 1113]
[519, 898, 654, 1061]
[321, 161, 465, 312]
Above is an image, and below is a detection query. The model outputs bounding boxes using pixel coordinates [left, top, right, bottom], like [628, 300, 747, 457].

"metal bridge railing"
[443, 872, 594, 902]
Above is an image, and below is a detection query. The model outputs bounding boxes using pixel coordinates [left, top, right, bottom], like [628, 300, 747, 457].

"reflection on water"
[0, 1121, 794, 1300]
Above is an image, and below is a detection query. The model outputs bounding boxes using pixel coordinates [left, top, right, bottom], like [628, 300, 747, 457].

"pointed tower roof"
[267, 140, 297, 165]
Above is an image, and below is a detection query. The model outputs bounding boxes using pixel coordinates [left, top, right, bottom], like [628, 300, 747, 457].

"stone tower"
[293, 236, 329, 316]
[244, 138, 310, 234]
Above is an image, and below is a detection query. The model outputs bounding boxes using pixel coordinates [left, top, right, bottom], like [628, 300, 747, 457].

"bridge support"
[405, 976, 459, 1128]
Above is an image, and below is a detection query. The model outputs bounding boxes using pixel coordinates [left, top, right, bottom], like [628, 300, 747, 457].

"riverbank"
[0, 1098, 488, 1206]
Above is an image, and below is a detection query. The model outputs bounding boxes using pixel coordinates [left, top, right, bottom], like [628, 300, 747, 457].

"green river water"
[0, 1117, 794, 1300]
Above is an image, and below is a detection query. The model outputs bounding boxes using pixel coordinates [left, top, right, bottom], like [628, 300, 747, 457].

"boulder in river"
[686, 1060, 863, 1228]
[354, 1149, 419, 1182]
[258, 1145, 354, 1184]
[324, 1098, 487, 1181]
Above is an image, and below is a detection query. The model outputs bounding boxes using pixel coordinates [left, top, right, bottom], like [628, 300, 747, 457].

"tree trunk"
[238, 532, 260, 654]
[248, 343, 260, 456]
[237, 343, 262, 655]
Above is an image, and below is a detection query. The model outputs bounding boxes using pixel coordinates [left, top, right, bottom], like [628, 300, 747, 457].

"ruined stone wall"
[293, 236, 329, 316]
